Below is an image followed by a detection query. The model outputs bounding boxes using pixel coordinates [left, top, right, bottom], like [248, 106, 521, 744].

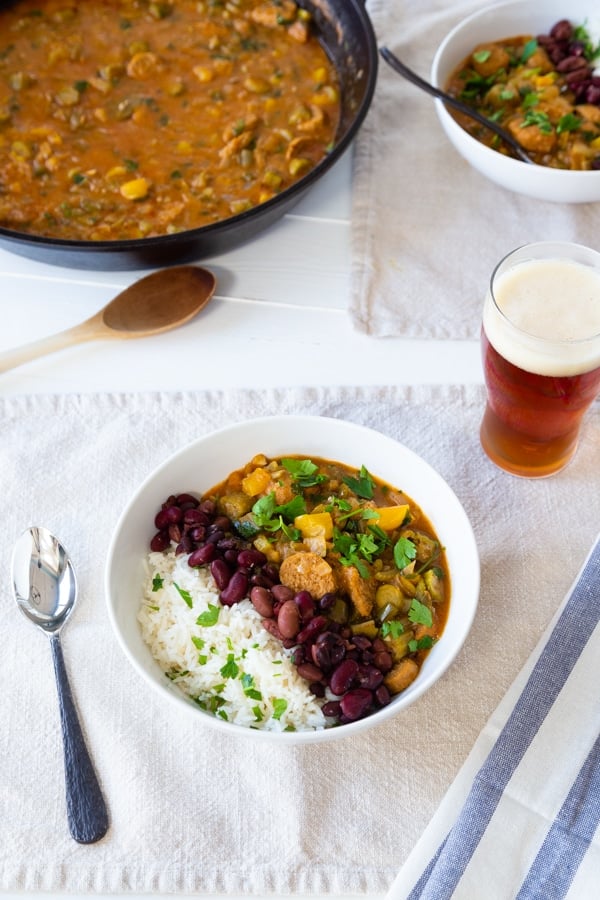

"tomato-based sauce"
[0, 0, 340, 240]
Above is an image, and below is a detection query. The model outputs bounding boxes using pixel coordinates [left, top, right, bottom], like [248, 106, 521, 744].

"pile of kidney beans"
[538, 19, 600, 108]
[150, 492, 395, 726]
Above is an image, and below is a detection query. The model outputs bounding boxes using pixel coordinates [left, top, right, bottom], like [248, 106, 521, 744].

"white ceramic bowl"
[106, 415, 480, 743]
[431, 0, 600, 202]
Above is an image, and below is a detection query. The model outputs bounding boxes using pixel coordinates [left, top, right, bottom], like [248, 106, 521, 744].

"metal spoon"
[12, 526, 109, 844]
[379, 47, 535, 165]
[0, 264, 217, 374]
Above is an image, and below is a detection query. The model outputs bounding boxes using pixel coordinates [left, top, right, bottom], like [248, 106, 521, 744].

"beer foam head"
[484, 254, 600, 377]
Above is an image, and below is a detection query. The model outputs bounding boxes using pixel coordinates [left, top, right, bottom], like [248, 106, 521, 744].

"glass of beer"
[480, 241, 600, 478]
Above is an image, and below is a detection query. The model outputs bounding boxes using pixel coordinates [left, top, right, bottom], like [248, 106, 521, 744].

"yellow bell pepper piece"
[371, 505, 409, 531]
[241, 467, 271, 497]
[294, 512, 333, 539]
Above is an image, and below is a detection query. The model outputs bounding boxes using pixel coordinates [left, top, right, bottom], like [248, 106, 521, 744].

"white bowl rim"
[105, 414, 480, 743]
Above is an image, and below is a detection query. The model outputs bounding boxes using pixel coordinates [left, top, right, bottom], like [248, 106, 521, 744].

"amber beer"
[480, 242, 600, 478]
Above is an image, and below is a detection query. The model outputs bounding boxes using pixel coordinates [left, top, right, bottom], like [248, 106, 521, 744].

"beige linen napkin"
[1, 385, 598, 895]
[351, 0, 600, 338]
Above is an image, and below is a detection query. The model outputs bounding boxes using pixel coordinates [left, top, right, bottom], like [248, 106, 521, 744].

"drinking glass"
[480, 241, 600, 478]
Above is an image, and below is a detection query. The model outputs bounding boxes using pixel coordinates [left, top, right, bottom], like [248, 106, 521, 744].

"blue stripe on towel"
[409, 539, 600, 900]
[515, 732, 600, 900]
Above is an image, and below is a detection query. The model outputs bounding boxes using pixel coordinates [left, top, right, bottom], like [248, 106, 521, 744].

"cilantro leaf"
[196, 603, 220, 627]
[380, 620, 405, 638]
[272, 698, 288, 720]
[173, 581, 193, 608]
[473, 49, 491, 63]
[393, 536, 417, 570]
[342, 465, 375, 499]
[220, 653, 239, 679]
[408, 598, 433, 628]
[152, 573, 164, 592]
[251, 491, 306, 532]
[408, 635, 435, 652]
[520, 38, 538, 63]
[557, 112, 581, 134]
[281, 457, 327, 489]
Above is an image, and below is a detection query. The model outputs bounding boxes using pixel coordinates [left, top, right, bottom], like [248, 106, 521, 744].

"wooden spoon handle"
[0, 319, 105, 374]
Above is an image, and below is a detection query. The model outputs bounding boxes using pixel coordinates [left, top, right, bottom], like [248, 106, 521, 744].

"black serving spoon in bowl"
[379, 46, 535, 166]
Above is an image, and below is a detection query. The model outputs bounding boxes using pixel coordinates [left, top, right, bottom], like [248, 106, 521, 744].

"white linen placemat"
[351, 0, 600, 339]
[0, 385, 598, 895]
[387, 533, 600, 900]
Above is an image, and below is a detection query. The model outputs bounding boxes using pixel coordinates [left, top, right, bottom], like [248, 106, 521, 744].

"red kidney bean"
[310, 682, 325, 698]
[322, 700, 342, 719]
[206, 529, 225, 544]
[351, 634, 372, 652]
[168, 523, 182, 543]
[262, 564, 280, 584]
[188, 525, 206, 542]
[223, 549, 239, 566]
[277, 599, 301, 639]
[237, 548, 267, 567]
[271, 584, 294, 604]
[150, 531, 170, 552]
[296, 615, 328, 643]
[199, 498, 216, 515]
[550, 19, 572, 42]
[556, 55, 589, 73]
[319, 592, 337, 611]
[210, 558, 232, 591]
[250, 573, 274, 588]
[373, 649, 393, 673]
[219, 570, 248, 606]
[212, 515, 232, 531]
[356, 664, 384, 691]
[262, 618, 284, 641]
[296, 661, 324, 682]
[155, 505, 182, 529]
[188, 543, 216, 567]
[312, 632, 346, 671]
[340, 688, 373, 721]
[176, 493, 199, 507]
[294, 590, 315, 622]
[250, 585, 274, 618]
[374, 685, 391, 707]
[183, 508, 209, 525]
[329, 658, 359, 695]
[176, 534, 194, 555]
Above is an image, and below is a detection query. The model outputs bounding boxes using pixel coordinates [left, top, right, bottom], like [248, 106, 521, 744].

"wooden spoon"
[379, 47, 535, 165]
[0, 265, 216, 374]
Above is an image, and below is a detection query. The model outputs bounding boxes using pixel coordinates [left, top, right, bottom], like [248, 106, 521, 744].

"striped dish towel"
[388, 533, 600, 900]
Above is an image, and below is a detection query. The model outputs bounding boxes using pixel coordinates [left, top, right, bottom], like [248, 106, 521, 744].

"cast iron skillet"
[0, 0, 377, 270]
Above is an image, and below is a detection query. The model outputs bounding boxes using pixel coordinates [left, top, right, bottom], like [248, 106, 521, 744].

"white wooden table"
[1, 149, 481, 900]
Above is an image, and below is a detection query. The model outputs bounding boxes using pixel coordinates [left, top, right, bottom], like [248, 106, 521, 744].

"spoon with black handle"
[379, 47, 535, 166]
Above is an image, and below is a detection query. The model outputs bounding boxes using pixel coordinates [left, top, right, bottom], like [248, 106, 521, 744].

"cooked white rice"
[138, 550, 327, 732]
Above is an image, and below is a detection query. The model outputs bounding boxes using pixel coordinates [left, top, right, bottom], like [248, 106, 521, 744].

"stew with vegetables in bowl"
[142, 454, 450, 731]
[444, 17, 600, 169]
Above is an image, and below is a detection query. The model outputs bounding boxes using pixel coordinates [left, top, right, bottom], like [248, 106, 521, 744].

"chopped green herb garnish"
[220, 654, 239, 679]
[196, 603, 220, 627]
[520, 38, 538, 63]
[473, 49, 492, 63]
[272, 698, 288, 720]
[281, 458, 327, 489]
[151, 573, 164, 592]
[393, 536, 417, 570]
[173, 582, 193, 608]
[408, 598, 433, 628]
[408, 636, 435, 652]
[381, 620, 405, 638]
[557, 112, 581, 134]
[342, 465, 376, 499]
[191, 636, 205, 650]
